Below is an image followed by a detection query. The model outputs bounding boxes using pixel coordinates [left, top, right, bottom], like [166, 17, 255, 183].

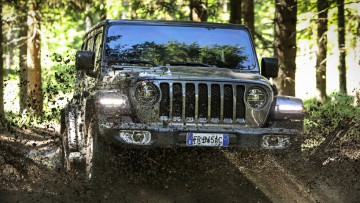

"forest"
[0, 0, 360, 202]
[0, 0, 359, 125]
[0, 0, 359, 124]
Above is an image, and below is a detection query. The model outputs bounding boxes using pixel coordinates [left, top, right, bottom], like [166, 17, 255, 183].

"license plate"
[186, 133, 229, 147]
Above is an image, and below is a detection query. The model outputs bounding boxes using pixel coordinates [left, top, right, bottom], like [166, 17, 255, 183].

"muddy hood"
[108, 66, 272, 86]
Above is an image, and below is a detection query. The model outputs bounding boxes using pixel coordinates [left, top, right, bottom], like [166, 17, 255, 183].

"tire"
[85, 119, 108, 182]
[61, 129, 84, 173]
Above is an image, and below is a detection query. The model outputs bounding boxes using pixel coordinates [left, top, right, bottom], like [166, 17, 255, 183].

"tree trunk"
[19, 16, 28, 112]
[273, 0, 297, 96]
[230, 0, 242, 24]
[0, 0, 4, 117]
[5, 28, 14, 69]
[190, 0, 194, 20]
[315, 0, 328, 101]
[242, 0, 254, 34]
[85, 4, 92, 31]
[27, 1, 43, 116]
[190, 0, 208, 22]
[357, 15, 360, 103]
[337, 0, 347, 94]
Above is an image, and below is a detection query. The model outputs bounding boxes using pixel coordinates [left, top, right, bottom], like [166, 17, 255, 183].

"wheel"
[61, 129, 84, 173]
[85, 119, 108, 182]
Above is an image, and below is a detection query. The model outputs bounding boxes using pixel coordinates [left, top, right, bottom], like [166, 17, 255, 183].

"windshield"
[105, 24, 258, 71]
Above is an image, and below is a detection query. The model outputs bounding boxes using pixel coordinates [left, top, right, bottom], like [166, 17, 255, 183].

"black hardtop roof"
[87, 19, 249, 35]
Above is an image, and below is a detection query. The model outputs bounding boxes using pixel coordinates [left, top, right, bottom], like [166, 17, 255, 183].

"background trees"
[273, 0, 297, 96]
[230, 0, 242, 24]
[26, 0, 43, 116]
[190, 0, 209, 21]
[337, 0, 347, 94]
[0, 0, 4, 118]
[18, 1, 28, 112]
[242, 0, 255, 35]
[316, 0, 328, 101]
[0, 0, 359, 123]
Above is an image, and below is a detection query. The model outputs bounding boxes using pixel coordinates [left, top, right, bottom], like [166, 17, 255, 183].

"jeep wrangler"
[61, 20, 304, 180]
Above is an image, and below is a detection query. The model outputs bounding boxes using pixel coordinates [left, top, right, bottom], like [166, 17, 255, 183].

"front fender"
[267, 96, 304, 131]
[270, 96, 304, 120]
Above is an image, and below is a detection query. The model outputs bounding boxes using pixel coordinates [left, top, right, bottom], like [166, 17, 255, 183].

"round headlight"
[134, 81, 160, 107]
[246, 87, 268, 109]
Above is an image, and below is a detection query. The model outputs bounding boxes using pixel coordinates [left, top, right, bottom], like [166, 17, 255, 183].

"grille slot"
[236, 85, 246, 119]
[159, 82, 246, 123]
[185, 84, 195, 118]
[198, 84, 208, 118]
[211, 84, 221, 119]
[223, 85, 233, 119]
[159, 83, 170, 117]
[172, 83, 182, 118]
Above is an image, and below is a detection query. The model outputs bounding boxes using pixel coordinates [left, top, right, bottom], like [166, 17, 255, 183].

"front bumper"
[99, 122, 301, 149]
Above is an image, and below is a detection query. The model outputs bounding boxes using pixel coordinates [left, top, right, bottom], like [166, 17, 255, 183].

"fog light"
[133, 132, 145, 142]
[119, 130, 151, 145]
[261, 135, 290, 149]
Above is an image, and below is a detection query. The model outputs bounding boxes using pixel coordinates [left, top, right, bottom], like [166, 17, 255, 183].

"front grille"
[159, 82, 246, 123]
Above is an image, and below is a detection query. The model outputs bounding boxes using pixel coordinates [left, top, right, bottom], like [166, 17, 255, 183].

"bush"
[303, 93, 360, 150]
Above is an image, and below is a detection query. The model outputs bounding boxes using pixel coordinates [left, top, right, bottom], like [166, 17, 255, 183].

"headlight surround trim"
[245, 86, 268, 109]
[133, 81, 161, 107]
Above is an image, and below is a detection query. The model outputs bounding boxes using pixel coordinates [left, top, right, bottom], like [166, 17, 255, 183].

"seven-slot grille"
[159, 82, 246, 123]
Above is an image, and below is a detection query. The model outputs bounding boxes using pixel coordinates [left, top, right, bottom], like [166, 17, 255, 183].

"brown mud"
[0, 128, 359, 203]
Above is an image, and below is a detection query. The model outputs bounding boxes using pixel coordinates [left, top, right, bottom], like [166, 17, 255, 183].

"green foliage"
[303, 93, 360, 148]
[39, 2, 86, 123]
[253, 0, 276, 57]
[1, 0, 360, 127]
[42, 52, 76, 123]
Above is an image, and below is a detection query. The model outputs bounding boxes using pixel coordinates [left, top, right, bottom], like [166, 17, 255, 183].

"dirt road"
[1, 129, 359, 202]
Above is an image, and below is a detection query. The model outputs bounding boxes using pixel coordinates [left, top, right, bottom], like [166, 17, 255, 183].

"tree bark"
[315, 0, 328, 101]
[242, 0, 254, 34]
[27, 1, 43, 116]
[18, 4, 28, 112]
[0, 0, 4, 117]
[190, 0, 208, 22]
[19, 20, 28, 112]
[85, 4, 92, 31]
[5, 28, 14, 69]
[273, 0, 297, 96]
[190, 0, 194, 21]
[230, 0, 242, 24]
[337, 0, 347, 94]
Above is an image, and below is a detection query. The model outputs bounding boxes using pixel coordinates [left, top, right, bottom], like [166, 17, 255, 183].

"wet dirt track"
[0, 131, 271, 203]
[92, 148, 272, 203]
[1, 129, 359, 203]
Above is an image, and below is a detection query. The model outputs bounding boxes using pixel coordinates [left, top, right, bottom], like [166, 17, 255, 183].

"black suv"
[61, 20, 304, 180]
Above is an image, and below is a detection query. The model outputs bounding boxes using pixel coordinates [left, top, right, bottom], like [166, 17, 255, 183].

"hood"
[103, 66, 272, 87]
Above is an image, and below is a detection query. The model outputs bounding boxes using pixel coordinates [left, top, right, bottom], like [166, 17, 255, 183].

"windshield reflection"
[105, 25, 257, 70]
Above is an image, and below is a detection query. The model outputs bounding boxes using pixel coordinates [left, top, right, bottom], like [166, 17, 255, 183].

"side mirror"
[261, 57, 278, 78]
[75, 51, 94, 72]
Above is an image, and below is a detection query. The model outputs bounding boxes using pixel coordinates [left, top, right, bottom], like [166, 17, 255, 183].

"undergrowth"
[303, 92, 360, 152]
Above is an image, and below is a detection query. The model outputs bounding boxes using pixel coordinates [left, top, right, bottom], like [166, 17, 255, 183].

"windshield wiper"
[167, 61, 212, 67]
[108, 59, 158, 67]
